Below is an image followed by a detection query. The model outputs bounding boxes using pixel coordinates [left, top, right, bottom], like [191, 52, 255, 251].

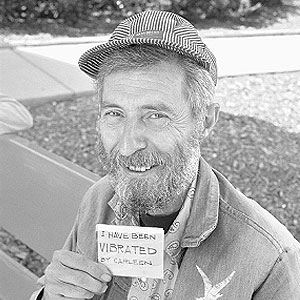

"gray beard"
[96, 133, 200, 214]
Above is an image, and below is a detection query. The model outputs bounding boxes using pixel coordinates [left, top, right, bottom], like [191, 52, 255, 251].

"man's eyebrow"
[140, 103, 174, 114]
[101, 102, 122, 109]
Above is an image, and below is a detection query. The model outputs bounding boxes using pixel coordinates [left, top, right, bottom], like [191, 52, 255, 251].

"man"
[30, 10, 300, 300]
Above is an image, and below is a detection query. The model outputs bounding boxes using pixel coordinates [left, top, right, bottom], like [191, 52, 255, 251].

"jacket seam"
[262, 249, 300, 298]
[219, 197, 284, 254]
[268, 267, 282, 300]
[254, 253, 283, 298]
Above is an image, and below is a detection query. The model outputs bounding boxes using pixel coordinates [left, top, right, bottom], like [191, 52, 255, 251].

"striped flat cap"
[79, 10, 217, 85]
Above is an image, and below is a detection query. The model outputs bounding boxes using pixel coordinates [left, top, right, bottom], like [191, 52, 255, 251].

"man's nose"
[119, 120, 147, 156]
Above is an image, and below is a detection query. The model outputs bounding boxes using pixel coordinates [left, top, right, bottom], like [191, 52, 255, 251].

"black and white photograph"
[0, 1, 300, 299]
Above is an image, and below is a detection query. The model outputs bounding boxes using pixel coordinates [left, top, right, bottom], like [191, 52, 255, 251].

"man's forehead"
[106, 60, 183, 80]
[103, 64, 185, 95]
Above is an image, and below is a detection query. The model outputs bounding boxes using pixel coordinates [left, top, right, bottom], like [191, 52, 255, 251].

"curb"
[2, 29, 300, 48]
[200, 28, 300, 39]
[1, 35, 110, 48]
[20, 90, 95, 106]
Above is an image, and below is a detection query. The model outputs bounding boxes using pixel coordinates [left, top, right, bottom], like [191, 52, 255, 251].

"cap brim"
[78, 38, 217, 85]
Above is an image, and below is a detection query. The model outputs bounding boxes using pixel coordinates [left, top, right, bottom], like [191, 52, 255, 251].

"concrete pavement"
[1, 33, 300, 105]
[206, 34, 300, 76]
[0, 46, 94, 105]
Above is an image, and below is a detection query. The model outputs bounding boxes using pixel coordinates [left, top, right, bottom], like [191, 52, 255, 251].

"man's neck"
[147, 188, 189, 216]
[140, 209, 180, 233]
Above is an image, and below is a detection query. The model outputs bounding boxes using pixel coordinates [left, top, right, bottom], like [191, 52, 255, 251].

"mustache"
[110, 149, 172, 169]
[95, 131, 198, 174]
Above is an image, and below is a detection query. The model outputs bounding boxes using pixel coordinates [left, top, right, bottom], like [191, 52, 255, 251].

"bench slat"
[0, 250, 38, 300]
[0, 135, 99, 261]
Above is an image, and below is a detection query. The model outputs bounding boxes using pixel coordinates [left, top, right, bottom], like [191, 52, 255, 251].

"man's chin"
[110, 175, 167, 212]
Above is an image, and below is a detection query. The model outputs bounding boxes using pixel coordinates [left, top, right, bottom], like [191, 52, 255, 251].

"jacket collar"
[181, 157, 220, 248]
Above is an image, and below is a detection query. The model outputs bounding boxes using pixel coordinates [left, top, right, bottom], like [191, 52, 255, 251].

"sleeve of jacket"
[253, 247, 300, 300]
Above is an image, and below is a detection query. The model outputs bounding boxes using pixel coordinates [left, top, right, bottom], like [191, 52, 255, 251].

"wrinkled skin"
[97, 62, 219, 216]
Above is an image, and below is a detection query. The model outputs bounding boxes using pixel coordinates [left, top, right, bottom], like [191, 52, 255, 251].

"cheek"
[150, 122, 198, 155]
[147, 130, 180, 153]
[98, 123, 121, 153]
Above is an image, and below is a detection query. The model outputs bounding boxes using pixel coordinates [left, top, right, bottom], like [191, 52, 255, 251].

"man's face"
[96, 62, 202, 214]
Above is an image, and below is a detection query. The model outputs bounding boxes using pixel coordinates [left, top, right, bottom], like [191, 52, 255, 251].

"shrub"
[0, 0, 60, 23]
[0, 0, 283, 25]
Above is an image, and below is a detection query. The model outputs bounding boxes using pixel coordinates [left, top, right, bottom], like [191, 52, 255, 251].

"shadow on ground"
[202, 112, 300, 242]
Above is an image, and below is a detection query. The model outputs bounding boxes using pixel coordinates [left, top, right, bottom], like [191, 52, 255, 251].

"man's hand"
[43, 250, 112, 299]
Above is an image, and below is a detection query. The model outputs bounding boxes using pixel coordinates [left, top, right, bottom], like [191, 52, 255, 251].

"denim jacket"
[32, 158, 300, 300]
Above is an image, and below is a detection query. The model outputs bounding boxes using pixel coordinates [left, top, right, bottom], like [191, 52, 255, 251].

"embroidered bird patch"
[195, 265, 236, 300]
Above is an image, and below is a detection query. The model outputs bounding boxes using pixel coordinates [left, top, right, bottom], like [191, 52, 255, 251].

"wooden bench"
[0, 134, 100, 300]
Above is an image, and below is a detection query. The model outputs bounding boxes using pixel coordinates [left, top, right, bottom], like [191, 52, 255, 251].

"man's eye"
[105, 111, 121, 117]
[146, 112, 170, 128]
[101, 110, 124, 126]
[149, 113, 166, 119]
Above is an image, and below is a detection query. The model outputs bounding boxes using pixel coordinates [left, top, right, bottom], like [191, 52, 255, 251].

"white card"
[96, 224, 164, 279]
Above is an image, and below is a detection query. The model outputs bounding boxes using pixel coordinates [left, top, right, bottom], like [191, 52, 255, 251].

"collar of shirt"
[181, 157, 220, 248]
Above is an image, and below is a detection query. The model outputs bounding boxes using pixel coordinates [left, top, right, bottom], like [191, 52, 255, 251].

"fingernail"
[102, 285, 108, 293]
[101, 273, 112, 282]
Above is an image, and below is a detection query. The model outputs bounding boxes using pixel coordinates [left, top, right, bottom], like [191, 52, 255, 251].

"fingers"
[44, 250, 112, 298]
[45, 263, 108, 296]
[53, 250, 112, 282]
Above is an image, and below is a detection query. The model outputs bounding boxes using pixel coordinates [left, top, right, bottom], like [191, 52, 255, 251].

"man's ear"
[202, 103, 220, 138]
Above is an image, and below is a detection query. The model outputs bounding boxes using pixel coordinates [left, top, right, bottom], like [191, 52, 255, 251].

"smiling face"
[96, 62, 202, 214]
